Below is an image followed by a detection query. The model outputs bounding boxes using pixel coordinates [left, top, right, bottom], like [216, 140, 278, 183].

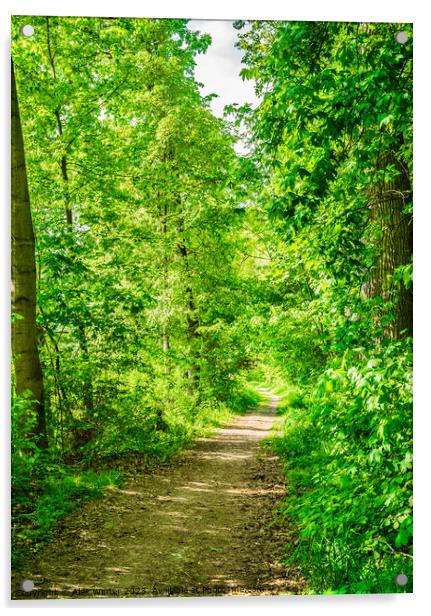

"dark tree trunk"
[370, 149, 413, 339]
[11, 61, 47, 447]
[177, 239, 201, 391]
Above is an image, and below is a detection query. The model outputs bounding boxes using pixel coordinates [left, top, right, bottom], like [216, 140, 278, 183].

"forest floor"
[12, 392, 305, 599]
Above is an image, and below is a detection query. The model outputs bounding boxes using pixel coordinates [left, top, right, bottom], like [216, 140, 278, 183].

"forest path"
[14, 392, 304, 598]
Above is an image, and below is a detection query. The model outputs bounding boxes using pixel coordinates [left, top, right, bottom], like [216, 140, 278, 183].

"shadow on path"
[12, 392, 305, 599]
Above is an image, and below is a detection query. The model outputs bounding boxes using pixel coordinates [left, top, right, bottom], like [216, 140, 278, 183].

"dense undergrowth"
[254, 346, 413, 594]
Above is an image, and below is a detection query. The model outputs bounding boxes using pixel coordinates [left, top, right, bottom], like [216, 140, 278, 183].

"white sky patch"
[98, 97, 107, 121]
[187, 20, 260, 118]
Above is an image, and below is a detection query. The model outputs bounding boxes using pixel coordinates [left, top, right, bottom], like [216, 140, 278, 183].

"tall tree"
[11, 60, 47, 447]
[12, 15, 245, 456]
[236, 20, 413, 344]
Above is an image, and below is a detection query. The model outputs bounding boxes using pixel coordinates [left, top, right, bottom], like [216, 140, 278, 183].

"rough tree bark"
[11, 61, 47, 447]
[369, 148, 413, 340]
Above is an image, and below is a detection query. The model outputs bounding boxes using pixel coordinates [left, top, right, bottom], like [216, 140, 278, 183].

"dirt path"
[13, 393, 304, 599]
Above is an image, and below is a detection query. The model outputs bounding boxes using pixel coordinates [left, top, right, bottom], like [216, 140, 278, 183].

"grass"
[12, 467, 122, 567]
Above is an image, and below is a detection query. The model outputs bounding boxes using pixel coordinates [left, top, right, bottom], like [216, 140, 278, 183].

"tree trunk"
[177, 239, 201, 391]
[11, 61, 47, 447]
[370, 149, 413, 339]
[161, 201, 171, 355]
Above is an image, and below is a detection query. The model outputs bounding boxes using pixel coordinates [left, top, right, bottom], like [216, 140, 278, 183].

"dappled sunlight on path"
[13, 393, 304, 599]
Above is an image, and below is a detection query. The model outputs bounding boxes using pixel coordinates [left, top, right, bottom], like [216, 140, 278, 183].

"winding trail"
[13, 393, 304, 599]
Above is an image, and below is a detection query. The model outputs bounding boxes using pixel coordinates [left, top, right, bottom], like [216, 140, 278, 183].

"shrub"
[271, 339, 413, 594]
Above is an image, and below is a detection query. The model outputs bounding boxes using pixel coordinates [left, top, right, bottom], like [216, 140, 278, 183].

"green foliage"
[12, 391, 45, 492]
[236, 19, 413, 594]
[12, 389, 123, 566]
[34, 469, 123, 539]
[271, 340, 412, 593]
[11, 16, 413, 595]
[12, 390, 46, 565]
[228, 383, 262, 413]
[11, 15, 261, 566]
[12, 13, 248, 463]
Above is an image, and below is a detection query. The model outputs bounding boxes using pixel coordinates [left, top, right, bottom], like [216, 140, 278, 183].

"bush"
[271, 339, 413, 594]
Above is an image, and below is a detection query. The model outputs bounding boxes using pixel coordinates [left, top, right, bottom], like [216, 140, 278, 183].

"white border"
[0, 0, 421, 21]
[1, 1, 430, 615]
